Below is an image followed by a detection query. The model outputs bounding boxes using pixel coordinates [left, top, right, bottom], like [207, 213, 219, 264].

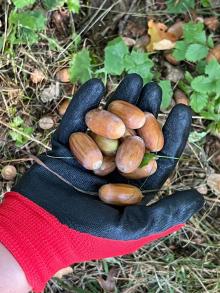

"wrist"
[0, 192, 77, 292]
[0, 242, 31, 293]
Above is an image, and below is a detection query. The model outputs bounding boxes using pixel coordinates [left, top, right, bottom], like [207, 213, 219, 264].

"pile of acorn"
[69, 100, 164, 206]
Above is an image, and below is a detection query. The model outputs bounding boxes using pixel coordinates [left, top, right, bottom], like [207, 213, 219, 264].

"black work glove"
[0, 74, 204, 292]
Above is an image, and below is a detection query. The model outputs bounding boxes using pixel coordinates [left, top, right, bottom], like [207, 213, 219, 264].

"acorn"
[108, 100, 146, 129]
[85, 109, 126, 139]
[69, 132, 103, 170]
[121, 159, 157, 179]
[99, 183, 143, 206]
[116, 136, 145, 173]
[1, 165, 17, 181]
[94, 156, 116, 176]
[137, 112, 164, 152]
[56, 68, 70, 83]
[58, 99, 70, 116]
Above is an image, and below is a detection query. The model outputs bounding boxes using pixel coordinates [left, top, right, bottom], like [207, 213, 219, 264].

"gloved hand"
[0, 74, 204, 292]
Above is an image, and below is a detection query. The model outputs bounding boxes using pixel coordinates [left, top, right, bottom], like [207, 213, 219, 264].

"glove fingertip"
[106, 73, 143, 106]
[137, 82, 162, 117]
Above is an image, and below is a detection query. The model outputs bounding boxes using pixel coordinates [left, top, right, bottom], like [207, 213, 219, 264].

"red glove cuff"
[0, 192, 184, 292]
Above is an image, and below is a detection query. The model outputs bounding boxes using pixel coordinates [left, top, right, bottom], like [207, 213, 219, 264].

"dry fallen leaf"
[164, 62, 184, 83]
[204, 16, 219, 31]
[122, 37, 136, 47]
[174, 89, 189, 105]
[206, 44, 220, 62]
[147, 20, 177, 52]
[134, 35, 150, 51]
[54, 266, 73, 279]
[123, 20, 145, 38]
[97, 267, 118, 292]
[207, 174, 220, 195]
[41, 82, 60, 103]
[30, 69, 45, 84]
[196, 184, 208, 195]
[153, 39, 176, 50]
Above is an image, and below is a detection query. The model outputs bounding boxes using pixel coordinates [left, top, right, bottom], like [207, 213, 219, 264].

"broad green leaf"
[166, 0, 195, 13]
[43, 0, 80, 11]
[196, 60, 206, 74]
[191, 76, 214, 93]
[159, 80, 173, 109]
[189, 131, 207, 143]
[104, 37, 129, 75]
[67, 0, 80, 13]
[213, 80, 220, 93]
[173, 41, 188, 61]
[185, 71, 193, 83]
[207, 35, 214, 48]
[10, 11, 46, 31]
[183, 22, 206, 44]
[23, 127, 33, 135]
[12, 0, 36, 8]
[42, 0, 65, 9]
[69, 49, 91, 83]
[185, 44, 209, 62]
[190, 92, 208, 112]
[178, 80, 192, 96]
[10, 117, 24, 127]
[205, 59, 220, 79]
[201, 0, 211, 7]
[18, 28, 39, 44]
[9, 131, 23, 144]
[124, 50, 153, 83]
[201, 111, 220, 121]
[207, 121, 220, 135]
[139, 153, 157, 168]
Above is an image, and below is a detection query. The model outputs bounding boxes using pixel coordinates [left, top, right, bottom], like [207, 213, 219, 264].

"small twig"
[22, 151, 98, 196]
[118, 0, 138, 35]
[1, 158, 33, 164]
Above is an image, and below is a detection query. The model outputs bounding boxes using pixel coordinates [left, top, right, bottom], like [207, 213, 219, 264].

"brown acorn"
[85, 109, 126, 139]
[121, 159, 157, 179]
[116, 136, 145, 173]
[69, 132, 103, 170]
[58, 99, 70, 116]
[99, 183, 143, 206]
[164, 52, 180, 65]
[137, 112, 164, 152]
[108, 100, 146, 129]
[206, 44, 220, 62]
[120, 128, 136, 142]
[56, 68, 70, 83]
[1, 165, 17, 181]
[174, 89, 189, 105]
[39, 116, 54, 130]
[94, 156, 116, 176]
[167, 21, 184, 40]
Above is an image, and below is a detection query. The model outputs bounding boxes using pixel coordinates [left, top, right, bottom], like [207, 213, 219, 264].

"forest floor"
[0, 0, 220, 292]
